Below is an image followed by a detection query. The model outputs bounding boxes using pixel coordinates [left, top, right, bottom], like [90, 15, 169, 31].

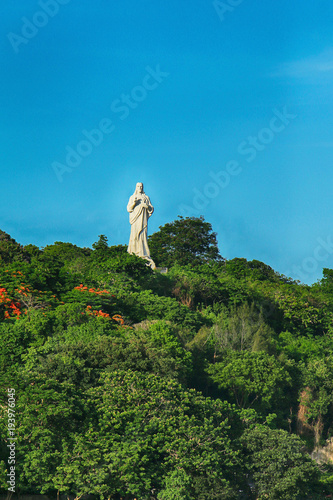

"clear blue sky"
[1, 0, 333, 284]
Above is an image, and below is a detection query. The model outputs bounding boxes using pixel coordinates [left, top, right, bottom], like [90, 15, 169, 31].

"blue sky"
[1, 0, 333, 284]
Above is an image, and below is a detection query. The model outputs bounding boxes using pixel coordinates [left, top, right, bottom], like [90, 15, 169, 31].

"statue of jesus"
[127, 182, 156, 269]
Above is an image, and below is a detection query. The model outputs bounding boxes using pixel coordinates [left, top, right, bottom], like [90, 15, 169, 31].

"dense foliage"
[0, 219, 333, 499]
[148, 216, 223, 267]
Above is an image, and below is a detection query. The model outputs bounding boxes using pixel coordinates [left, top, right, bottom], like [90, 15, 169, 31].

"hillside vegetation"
[1, 217, 333, 499]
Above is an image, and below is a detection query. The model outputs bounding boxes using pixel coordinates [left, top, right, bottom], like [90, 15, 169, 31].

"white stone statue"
[127, 182, 156, 269]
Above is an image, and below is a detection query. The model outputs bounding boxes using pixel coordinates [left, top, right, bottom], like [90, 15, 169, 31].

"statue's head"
[135, 182, 144, 194]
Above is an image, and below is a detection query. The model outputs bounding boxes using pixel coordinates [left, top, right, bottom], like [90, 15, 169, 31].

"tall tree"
[148, 216, 222, 267]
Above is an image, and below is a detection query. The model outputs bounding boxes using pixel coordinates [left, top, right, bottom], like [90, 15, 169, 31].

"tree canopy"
[148, 216, 223, 267]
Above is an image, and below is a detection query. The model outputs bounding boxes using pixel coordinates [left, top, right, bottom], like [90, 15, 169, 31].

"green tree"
[0, 230, 30, 263]
[118, 288, 205, 330]
[320, 268, 333, 292]
[0, 373, 85, 495]
[169, 264, 223, 308]
[143, 320, 193, 383]
[148, 216, 223, 267]
[241, 425, 320, 499]
[21, 321, 192, 389]
[3, 369, 245, 498]
[92, 234, 109, 252]
[43, 241, 91, 261]
[207, 350, 292, 414]
[82, 370, 243, 499]
[89, 244, 152, 280]
[212, 302, 274, 354]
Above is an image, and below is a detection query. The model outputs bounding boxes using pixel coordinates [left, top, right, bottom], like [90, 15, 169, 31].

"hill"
[0, 218, 333, 499]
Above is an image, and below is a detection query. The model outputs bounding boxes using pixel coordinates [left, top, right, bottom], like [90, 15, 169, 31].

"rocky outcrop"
[311, 438, 333, 465]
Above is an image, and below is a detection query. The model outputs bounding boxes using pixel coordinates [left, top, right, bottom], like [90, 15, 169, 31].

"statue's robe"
[127, 194, 154, 260]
